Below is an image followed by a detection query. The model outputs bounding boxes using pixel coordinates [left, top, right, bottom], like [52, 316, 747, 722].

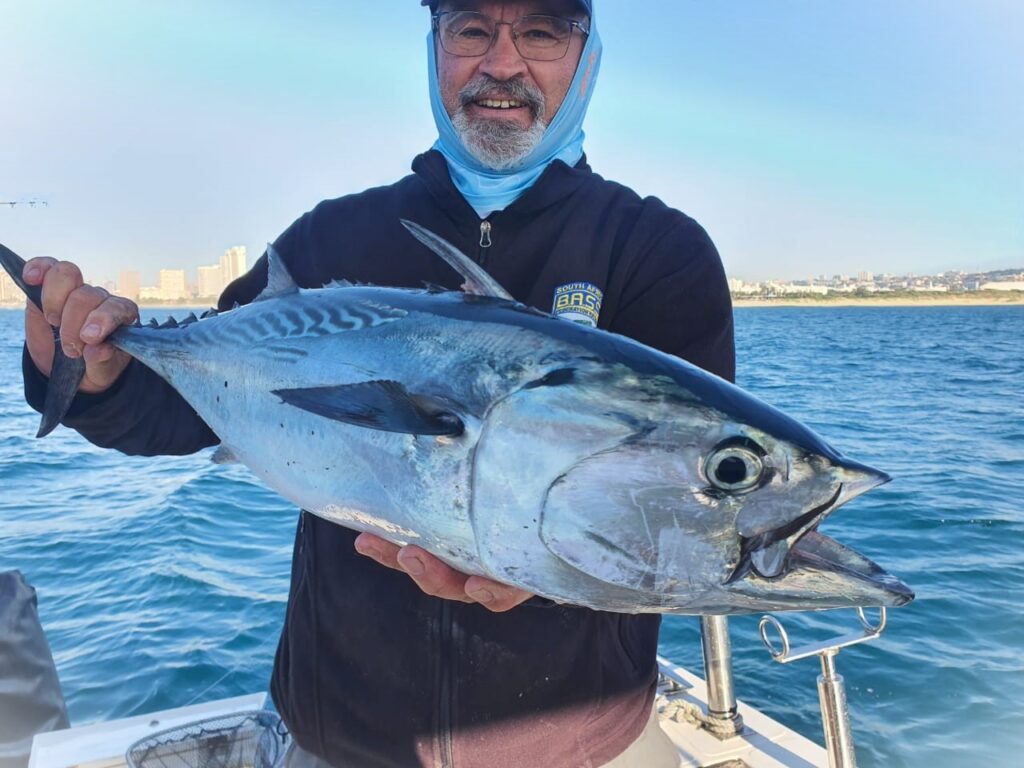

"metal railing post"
[759, 608, 891, 768]
[818, 650, 857, 768]
[699, 615, 744, 736]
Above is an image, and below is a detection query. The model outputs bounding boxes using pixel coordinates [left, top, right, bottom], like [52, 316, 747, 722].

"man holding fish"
[20, 2, 735, 765]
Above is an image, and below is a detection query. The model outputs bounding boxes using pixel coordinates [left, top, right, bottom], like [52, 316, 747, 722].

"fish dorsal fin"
[325, 279, 354, 289]
[400, 219, 512, 300]
[273, 380, 464, 437]
[255, 243, 299, 301]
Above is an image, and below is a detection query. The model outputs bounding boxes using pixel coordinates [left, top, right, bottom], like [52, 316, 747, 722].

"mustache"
[458, 76, 546, 120]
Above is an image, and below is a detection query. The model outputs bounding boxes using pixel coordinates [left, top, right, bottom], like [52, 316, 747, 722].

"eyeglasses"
[433, 11, 589, 62]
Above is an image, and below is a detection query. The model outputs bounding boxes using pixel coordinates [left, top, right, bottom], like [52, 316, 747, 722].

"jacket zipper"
[438, 600, 454, 767]
[478, 220, 492, 265]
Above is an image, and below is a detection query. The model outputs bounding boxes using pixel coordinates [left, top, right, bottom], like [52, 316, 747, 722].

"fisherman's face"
[436, 0, 587, 168]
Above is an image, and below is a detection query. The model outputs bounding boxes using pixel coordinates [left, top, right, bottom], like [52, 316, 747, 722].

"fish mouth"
[726, 464, 914, 609]
[729, 485, 844, 583]
[784, 529, 915, 607]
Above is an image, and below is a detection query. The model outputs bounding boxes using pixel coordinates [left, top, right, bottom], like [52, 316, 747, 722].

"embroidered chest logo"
[552, 282, 604, 328]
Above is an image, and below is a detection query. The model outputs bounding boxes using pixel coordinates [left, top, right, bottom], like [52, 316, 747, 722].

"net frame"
[125, 710, 287, 768]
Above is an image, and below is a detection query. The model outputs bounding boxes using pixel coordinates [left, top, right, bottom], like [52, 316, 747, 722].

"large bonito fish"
[1, 223, 913, 614]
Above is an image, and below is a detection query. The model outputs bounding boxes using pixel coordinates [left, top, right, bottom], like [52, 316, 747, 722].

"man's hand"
[354, 533, 534, 612]
[23, 258, 138, 393]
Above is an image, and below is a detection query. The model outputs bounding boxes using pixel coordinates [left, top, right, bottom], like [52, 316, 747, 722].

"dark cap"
[420, 0, 592, 15]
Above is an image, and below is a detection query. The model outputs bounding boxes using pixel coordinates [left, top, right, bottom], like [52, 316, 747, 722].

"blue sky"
[1, 1, 1021, 284]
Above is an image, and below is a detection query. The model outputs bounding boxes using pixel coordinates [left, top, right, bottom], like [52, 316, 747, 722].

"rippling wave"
[1, 305, 1022, 767]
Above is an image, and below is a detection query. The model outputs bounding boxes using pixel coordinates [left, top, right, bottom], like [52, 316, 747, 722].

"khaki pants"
[602, 706, 679, 768]
[284, 706, 679, 768]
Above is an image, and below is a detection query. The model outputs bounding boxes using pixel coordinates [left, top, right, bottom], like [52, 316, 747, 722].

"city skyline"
[1, 2, 1022, 282]
[112, 246, 248, 302]
[0, 245, 247, 305]
[4, 256, 1020, 308]
[1, 232, 1019, 293]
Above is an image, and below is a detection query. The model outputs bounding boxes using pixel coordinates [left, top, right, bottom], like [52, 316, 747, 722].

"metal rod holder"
[698, 615, 744, 737]
[758, 607, 888, 768]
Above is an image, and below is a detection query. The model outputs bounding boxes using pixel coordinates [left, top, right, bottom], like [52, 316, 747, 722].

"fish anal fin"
[273, 380, 464, 437]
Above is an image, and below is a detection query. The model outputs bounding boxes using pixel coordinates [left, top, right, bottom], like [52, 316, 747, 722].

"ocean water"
[0, 304, 1022, 767]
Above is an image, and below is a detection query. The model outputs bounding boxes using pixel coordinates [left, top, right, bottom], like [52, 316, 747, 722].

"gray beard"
[452, 111, 547, 171]
[451, 76, 548, 171]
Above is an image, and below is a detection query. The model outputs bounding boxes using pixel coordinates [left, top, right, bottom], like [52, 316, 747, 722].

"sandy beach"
[732, 292, 1024, 308]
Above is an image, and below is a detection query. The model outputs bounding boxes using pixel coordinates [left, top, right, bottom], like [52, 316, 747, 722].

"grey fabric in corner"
[0, 571, 70, 768]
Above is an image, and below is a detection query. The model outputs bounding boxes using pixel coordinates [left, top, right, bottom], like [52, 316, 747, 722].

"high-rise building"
[0, 270, 18, 303]
[118, 270, 141, 302]
[220, 246, 247, 285]
[197, 265, 224, 299]
[158, 269, 187, 301]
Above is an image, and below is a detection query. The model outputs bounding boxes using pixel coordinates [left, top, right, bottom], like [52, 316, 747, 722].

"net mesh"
[125, 710, 286, 768]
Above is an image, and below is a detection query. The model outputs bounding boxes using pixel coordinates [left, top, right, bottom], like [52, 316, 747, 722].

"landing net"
[125, 710, 286, 768]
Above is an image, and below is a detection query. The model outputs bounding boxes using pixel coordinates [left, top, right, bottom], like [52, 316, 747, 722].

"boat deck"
[29, 659, 826, 768]
[655, 657, 824, 768]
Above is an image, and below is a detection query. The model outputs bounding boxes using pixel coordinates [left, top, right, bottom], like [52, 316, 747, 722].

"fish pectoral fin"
[273, 381, 464, 437]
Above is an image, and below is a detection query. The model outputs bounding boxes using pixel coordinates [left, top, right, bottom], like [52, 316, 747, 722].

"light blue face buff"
[427, 3, 603, 219]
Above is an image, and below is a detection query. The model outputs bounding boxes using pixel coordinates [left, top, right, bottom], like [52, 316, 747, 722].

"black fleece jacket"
[24, 150, 734, 768]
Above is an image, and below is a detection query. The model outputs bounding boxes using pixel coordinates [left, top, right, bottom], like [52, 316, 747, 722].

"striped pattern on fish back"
[190, 291, 408, 347]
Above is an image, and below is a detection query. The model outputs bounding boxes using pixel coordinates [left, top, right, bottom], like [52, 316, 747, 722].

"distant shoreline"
[3, 293, 1023, 311]
[0, 301, 211, 310]
[732, 292, 1024, 308]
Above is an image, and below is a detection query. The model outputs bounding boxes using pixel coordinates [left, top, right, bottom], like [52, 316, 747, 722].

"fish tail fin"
[37, 347, 86, 437]
[0, 242, 87, 437]
[0, 242, 43, 311]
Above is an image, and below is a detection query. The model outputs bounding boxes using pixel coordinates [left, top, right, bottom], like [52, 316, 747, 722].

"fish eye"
[705, 440, 766, 493]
